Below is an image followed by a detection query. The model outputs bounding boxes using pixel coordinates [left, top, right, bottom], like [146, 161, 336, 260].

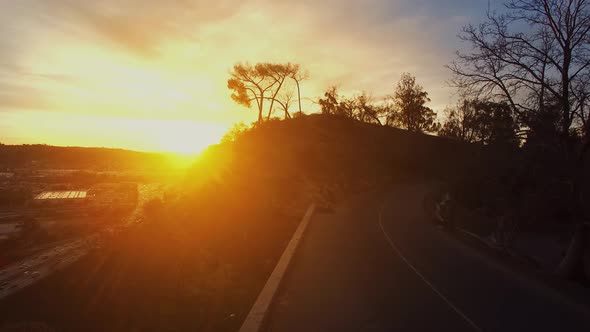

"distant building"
[33, 190, 90, 206]
[35, 191, 88, 200]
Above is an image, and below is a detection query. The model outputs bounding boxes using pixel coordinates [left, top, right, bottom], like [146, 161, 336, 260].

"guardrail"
[238, 203, 316, 332]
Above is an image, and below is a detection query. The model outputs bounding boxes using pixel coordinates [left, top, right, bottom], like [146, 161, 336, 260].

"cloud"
[16, 0, 245, 57]
[0, 0, 487, 129]
[0, 83, 51, 111]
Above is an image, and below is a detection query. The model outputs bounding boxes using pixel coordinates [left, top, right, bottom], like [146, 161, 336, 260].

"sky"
[0, 0, 492, 153]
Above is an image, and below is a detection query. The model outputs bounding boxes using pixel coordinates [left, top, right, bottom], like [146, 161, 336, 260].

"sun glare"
[157, 121, 228, 155]
[9, 38, 250, 155]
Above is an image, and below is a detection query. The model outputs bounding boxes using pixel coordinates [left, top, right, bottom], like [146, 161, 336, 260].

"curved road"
[266, 183, 590, 332]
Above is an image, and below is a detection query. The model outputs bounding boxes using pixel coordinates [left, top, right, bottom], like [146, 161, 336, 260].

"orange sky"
[0, 0, 487, 154]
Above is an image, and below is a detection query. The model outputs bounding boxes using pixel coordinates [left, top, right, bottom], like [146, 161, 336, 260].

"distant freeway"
[0, 183, 164, 299]
[0, 236, 97, 299]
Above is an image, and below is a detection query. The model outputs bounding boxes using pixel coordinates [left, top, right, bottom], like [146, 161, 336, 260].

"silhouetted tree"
[318, 87, 386, 124]
[388, 73, 439, 133]
[449, 0, 590, 280]
[228, 63, 269, 123]
[221, 122, 250, 144]
[275, 88, 296, 119]
[439, 103, 475, 142]
[353, 93, 385, 125]
[439, 99, 518, 145]
[228, 63, 301, 123]
[262, 63, 299, 121]
[319, 86, 353, 117]
[523, 99, 564, 148]
[318, 86, 338, 115]
[449, 0, 590, 145]
[290, 68, 309, 116]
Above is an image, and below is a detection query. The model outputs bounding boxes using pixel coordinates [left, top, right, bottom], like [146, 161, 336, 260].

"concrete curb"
[238, 203, 316, 332]
[458, 229, 501, 251]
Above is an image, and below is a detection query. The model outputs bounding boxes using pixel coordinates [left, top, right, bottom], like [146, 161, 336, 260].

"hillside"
[0, 144, 183, 171]
[0, 114, 487, 332]
[192, 114, 484, 191]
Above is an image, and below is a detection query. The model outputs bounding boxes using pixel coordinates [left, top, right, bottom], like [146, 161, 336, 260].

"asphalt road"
[266, 183, 590, 332]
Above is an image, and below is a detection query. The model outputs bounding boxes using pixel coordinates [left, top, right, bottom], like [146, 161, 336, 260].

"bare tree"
[227, 63, 275, 123]
[449, 0, 590, 280]
[449, 0, 590, 142]
[262, 63, 298, 121]
[290, 69, 310, 115]
[275, 88, 296, 119]
[227, 62, 301, 124]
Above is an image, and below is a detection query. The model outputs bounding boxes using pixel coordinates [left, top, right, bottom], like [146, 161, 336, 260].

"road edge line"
[378, 204, 484, 332]
[238, 203, 316, 332]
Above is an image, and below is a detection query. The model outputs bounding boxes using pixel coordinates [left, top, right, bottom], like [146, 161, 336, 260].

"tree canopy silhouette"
[449, 0, 590, 144]
[448, 0, 590, 281]
[318, 87, 385, 124]
[388, 73, 439, 133]
[439, 99, 518, 146]
[318, 86, 347, 117]
[227, 62, 305, 123]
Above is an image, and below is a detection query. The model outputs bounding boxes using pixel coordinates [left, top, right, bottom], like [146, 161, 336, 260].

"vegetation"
[318, 87, 386, 125]
[448, 0, 590, 142]
[227, 63, 307, 123]
[443, 0, 590, 281]
[318, 73, 439, 133]
[438, 99, 519, 146]
[388, 73, 439, 133]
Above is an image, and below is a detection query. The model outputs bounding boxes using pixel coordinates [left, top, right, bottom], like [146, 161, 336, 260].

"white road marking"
[378, 204, 484, 332]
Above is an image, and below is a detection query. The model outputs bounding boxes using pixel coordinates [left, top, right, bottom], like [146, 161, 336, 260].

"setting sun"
[151, 120, 227, 154]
